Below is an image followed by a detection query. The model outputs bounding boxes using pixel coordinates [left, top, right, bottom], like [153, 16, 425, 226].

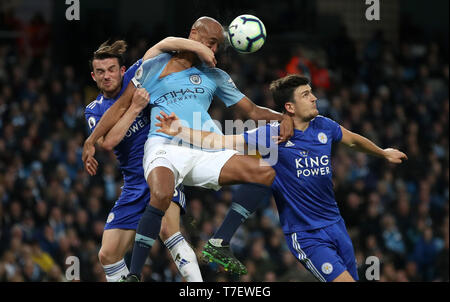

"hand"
[85, 155, 99, 176]
[155, 111, 183, 136]
[276, 114, 294, 144]
[82, 140, 98, 175]
[196, 44, 217, 68]
[131, 88, 150, 110]
[383, 148, 408, 164]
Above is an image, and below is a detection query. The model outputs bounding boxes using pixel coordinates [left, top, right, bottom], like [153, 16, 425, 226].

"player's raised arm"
[143, 37, 217, 67]
[155, 111, 246, 151]
[339, 126, 408, 164]
[101, 88, 150, 151]
[212, 69, 294, 143]
[232, 96, 293, 143]
[82, 81, 136, 163]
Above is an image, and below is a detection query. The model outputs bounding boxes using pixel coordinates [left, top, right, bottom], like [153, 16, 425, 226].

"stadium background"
[0, 0, 448, 282]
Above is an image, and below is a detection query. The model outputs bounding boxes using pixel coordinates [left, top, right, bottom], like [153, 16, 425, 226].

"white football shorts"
[143, 137, 238, 191]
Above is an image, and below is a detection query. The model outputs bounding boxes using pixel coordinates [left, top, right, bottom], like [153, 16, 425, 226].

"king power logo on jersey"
[294, 155, 331, 178]
[124, 112, 149, 138]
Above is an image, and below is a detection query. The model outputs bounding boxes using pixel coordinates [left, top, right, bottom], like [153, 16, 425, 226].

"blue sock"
[129, 205, 165, 276]
[213, 183, 271, 246]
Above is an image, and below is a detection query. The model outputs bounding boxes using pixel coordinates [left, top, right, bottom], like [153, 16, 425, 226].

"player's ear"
[189, 28, 198, 40]
[120, 65, 126, 77]
[91, 71, 97, 82]
[284, 102, 295, 114]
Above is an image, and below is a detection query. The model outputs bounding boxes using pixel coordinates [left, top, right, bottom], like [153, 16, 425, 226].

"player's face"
[292, 84, 318, 121]
[191, 25, 224, 54]
[91, 58, 125, 97]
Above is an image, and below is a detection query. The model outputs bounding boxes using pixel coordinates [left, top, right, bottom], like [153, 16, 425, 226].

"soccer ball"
[228, 14, 266, 54]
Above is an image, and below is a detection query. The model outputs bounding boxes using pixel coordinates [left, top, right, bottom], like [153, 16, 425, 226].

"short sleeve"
[84, 106, 102, 134]
[131, 53, 171, 88]
[208, 68, 245, 107]
[327, 118, 342, 142]
[114, 59, 143, 97]
[123, 59, 142, 87]
[315, 116, 342, 142]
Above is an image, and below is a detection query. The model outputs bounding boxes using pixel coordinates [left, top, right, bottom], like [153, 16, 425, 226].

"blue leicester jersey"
[85, 59, 150, 189]
[243, 115, 343, 233]
[131, 53, 245, 139]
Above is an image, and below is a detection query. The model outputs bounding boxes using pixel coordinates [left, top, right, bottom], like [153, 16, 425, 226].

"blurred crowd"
[0, 11, 448, 282]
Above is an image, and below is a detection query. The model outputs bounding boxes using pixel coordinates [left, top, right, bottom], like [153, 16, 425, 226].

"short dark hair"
[269, 74, 310, 112]
[89, 40, 127, 71]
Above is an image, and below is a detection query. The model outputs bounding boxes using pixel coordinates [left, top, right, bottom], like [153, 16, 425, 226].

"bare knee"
[98, 247, 121, 265]
[147, 167, 175, 212]
[159, 205, 181, 241]
[159, 219, 177, 242]
[159, 221, 169, 241]
[150, 188, 173, 212]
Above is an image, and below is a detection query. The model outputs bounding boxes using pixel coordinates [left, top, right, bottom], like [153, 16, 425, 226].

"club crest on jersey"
[189, 74, 202, 85]
[321, 262, 333, 275]
[88, 116, 96, 129]
[318, 132, 328, 144]
[135, 66, 143, 80]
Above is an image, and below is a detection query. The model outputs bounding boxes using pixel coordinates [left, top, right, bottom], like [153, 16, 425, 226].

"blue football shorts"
[104, 184, 187, 230]
[285, 218, 359, 282]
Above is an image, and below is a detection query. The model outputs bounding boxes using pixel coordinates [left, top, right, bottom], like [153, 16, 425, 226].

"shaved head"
[189, 16, 225, 53]
[192, 16, 222, 32]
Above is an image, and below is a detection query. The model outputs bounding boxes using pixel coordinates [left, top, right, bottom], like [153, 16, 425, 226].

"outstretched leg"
[218, 154, 275, 187]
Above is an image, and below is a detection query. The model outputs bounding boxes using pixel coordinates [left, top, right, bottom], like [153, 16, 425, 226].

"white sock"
[164, 232, 203, 282]
[102, 258, 129, 282]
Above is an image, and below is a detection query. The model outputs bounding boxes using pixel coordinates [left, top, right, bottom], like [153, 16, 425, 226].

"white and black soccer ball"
[228, 14, 266, 54]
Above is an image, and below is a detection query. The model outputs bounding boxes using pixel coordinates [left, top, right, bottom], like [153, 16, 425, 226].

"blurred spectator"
[246, 236, 277, 281]
[30, 240, 56, 274]
[25, 13, 50, 58]
[434, 222, 449, 281]
[381, 214, 406, 256]
[410, 227, 442, 281]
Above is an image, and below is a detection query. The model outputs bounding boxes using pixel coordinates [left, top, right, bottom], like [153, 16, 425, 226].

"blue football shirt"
[131, 53, 245, 139]
[85, 59, 151, 193]
[243, 115, 343, 233]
